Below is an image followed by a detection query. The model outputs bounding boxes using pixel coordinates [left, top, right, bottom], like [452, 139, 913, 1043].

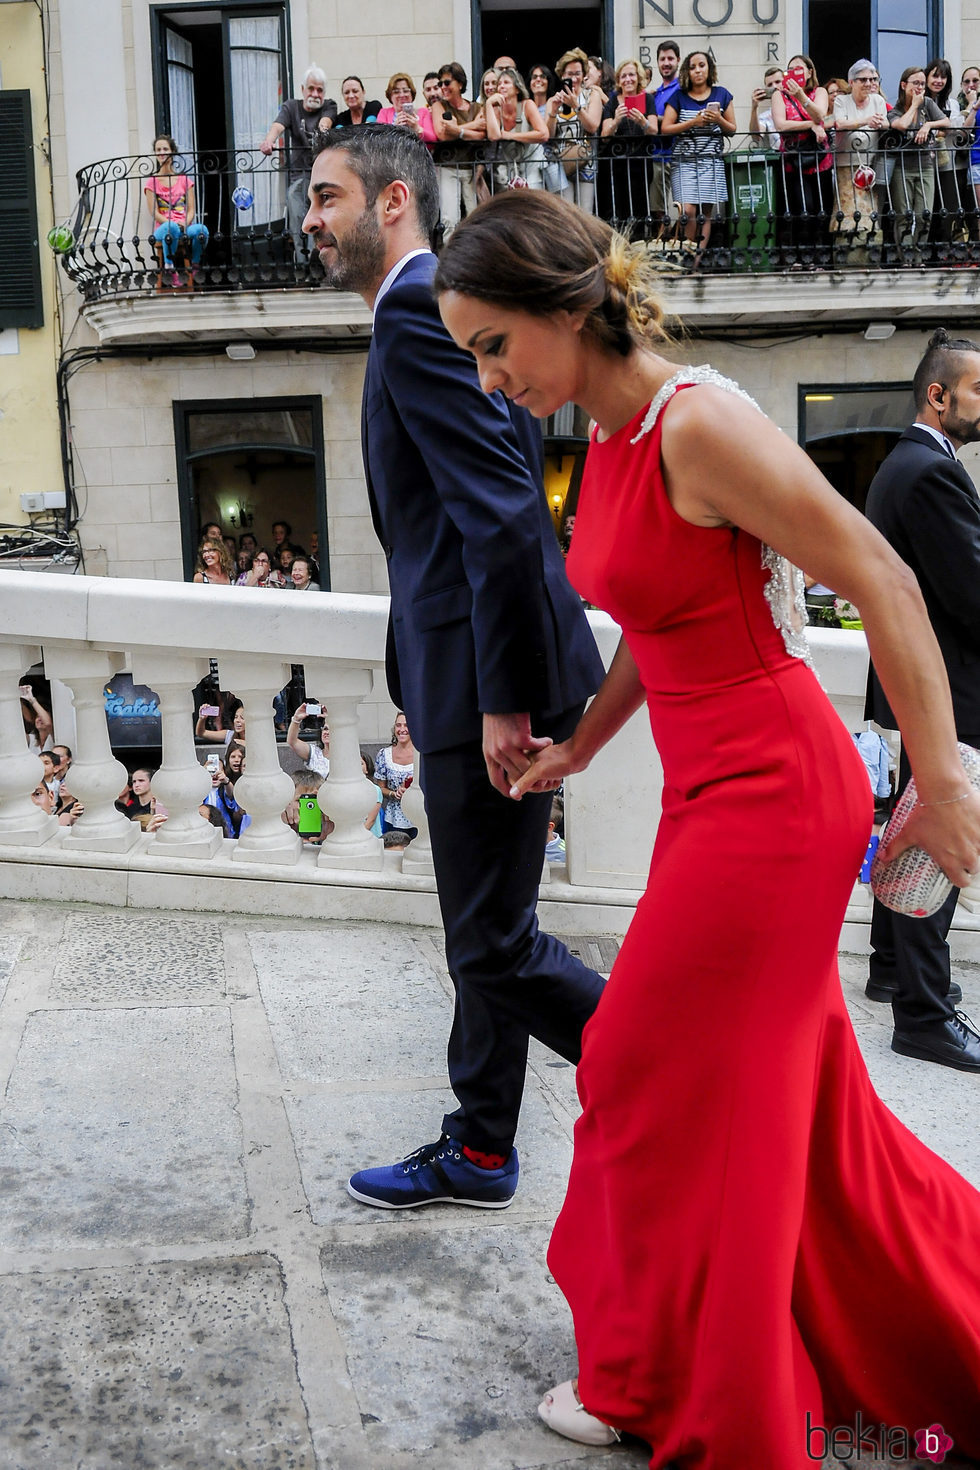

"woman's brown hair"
[433, 190, 669, 358]
[678, 51, 718, 91]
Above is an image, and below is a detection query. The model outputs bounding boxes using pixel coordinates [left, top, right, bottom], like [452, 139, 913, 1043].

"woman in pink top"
[376, 73, 437, 144]
[144, 134, 209, 283]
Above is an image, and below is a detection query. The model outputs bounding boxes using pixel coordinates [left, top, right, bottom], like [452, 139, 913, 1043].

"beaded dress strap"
[631, 366, 812, 668]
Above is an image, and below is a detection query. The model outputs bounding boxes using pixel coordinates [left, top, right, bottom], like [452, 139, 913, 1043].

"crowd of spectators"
[147, 42, 980, 272]
[193, 519, 322, 589]
[264, 46, 980, 268]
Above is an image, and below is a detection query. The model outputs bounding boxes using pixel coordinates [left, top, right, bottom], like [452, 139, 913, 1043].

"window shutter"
[0, 90, 44, 330]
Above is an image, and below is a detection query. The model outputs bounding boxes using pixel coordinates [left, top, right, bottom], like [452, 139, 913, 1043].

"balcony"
[59, 137, 980, 346]
[3, 569, 980, 953]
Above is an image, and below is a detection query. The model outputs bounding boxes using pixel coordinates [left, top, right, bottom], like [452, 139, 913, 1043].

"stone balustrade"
[1, 570, 977, 948]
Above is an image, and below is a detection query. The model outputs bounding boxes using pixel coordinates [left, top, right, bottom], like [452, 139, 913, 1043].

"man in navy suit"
[304, 126, 607, 1206]
[865, 328, 980, 1071]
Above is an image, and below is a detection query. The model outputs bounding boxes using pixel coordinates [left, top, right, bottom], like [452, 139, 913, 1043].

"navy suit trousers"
[421, 705, 605, 1152]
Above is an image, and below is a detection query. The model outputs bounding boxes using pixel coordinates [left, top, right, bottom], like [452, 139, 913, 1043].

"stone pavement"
[0, 899, 976, 1470]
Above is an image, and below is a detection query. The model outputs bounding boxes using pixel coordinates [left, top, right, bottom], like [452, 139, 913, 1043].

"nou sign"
[638, 0, 780, 26]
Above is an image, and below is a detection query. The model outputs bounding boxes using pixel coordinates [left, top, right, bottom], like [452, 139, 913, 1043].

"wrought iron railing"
[60, 132, 980, 300]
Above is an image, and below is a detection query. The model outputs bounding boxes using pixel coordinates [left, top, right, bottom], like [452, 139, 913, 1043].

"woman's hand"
[509, 739, 579, 800]
[914, 123, 931, 144]
[879, 787, 980, 889]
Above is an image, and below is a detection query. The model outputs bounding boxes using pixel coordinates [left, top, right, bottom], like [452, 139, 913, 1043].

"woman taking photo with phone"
[661, 51, 736, 265]
[433, 188, 980, 1470]
[771, 54, 831, 269]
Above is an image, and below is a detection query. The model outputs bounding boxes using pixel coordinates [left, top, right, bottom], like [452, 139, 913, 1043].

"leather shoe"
[891, 1011, 980, 1072]
[866, 976, 962, 1004]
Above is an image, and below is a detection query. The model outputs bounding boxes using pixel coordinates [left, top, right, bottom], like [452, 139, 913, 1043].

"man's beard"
[315, 208, 386, 293]
[303, 95, 323, 111]
[944, 391, 980, 446]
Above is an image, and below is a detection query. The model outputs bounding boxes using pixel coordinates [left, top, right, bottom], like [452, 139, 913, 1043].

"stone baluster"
[216, 654, 300, 864]
[301, 661, 383, 871]
[0, 643, 59, 846]
[129, 650, 222, 858]
[400, 755, 434, 876]
[42, 648, 140, 852]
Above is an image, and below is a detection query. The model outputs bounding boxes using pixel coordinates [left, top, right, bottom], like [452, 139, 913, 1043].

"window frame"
[173, 394, 329, 587]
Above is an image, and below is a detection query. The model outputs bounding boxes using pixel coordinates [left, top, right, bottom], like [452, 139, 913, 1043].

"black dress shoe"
[866, 976, 962, 1004]
[891, 1011, 980, 1072]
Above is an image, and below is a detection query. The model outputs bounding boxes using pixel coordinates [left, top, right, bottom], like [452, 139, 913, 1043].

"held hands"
[482, 712, 554, 798]
[878, 787, 980, 890]
[508, 739, 580, 800]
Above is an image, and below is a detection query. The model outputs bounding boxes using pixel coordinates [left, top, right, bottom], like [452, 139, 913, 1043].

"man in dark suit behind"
[303, 126, 607, 1206]
[865, 328, 980, 1072]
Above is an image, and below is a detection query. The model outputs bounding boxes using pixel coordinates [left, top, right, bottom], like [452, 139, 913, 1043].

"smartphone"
[200, 703, 220, 718]
[401, 101, 416, 116]
[784, 68, 806, 87]
[305, 701, 321, 717]
[206, 753, 220, 775]
[623, 93, 645, 112]
[298, 794, 323, 834]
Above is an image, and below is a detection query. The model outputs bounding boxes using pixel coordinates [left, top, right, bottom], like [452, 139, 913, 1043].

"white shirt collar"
[915, 422, 958, 458]
[372, 249, 434, 321]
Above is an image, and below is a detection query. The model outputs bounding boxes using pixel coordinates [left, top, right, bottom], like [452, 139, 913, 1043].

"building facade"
[3, 0, 980, 592]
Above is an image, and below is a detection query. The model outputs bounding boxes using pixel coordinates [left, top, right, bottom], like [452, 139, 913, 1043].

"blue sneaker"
[347, 1135, 519, 1210]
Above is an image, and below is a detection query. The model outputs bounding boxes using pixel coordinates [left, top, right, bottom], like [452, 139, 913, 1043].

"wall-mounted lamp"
[226, 342, 256, 360]
[864, 323, 896, 342]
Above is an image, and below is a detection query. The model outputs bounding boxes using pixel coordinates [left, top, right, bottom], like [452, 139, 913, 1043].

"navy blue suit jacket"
[865, 424, 980, 736]
[361, 252, 604, 754]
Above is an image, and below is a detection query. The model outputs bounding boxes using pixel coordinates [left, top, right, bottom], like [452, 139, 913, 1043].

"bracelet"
[920, 792, 971, 808]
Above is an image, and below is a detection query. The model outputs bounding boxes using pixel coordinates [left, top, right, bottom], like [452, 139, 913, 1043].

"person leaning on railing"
[923, 58, 961, 251]
[597, 59, 659, 237]
[660, 49, 736, 266]
[544, 47, 603, 215]
[432, 61, 486, 235]
[260, 65, 337, 264]
[144, 134, 209, 286]
[771, 55, 832, 270]
[748, 66, 784, 149]
[376, 73, 437, 144]
[830, 60, 889, 262]
[484, 66, 548, 192]
[961, 67, 980, 237]
[887, 66, 949, 265]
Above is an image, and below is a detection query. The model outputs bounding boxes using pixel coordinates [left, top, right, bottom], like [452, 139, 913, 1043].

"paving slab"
[318, 1220, 648, 1470]
[47, 911, 228, 1006]
[0, 1006, 246, 1248]
[253, 925, 449, 1084]
[0, 1256, 314, 1470]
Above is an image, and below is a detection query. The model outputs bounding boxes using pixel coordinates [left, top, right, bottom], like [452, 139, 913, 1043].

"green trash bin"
[726, 150, 778, 272]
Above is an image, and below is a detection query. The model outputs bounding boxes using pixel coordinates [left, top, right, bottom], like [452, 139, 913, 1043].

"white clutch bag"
[870, 743, 980, 917]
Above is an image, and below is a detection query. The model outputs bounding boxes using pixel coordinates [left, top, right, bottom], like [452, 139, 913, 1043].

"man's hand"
[482, 712, 553, 797]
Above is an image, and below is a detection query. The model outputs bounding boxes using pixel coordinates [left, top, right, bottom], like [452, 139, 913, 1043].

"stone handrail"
[2, 569, 954, 937]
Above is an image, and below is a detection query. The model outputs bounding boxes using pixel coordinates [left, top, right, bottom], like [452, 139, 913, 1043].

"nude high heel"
[537, 1379, 621, 1446]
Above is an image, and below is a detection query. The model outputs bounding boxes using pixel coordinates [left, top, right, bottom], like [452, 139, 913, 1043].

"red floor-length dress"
[552, 371, 980, 1469]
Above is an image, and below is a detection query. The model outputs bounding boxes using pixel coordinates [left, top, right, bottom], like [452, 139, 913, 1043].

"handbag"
[870, 742, 980, 916]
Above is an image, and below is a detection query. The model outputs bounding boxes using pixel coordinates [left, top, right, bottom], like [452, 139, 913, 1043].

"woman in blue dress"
[661, 51, 736, 264]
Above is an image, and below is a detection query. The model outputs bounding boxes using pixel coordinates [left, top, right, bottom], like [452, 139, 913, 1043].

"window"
[474, 1, 610, 79]
[0, 90, 44, 330]
[806, 0, 941, 98]
[174, 398, 328, 585]
[800, 383, 913, 514]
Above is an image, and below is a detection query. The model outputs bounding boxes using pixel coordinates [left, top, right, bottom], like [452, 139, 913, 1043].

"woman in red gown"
[434, 191, 980, 1469]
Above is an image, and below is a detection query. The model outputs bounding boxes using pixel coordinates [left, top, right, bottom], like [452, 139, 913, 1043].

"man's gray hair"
[303, 65, 327, 88]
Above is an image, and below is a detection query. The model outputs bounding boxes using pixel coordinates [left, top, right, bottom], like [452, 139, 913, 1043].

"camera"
[306, 701, 321, 716]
